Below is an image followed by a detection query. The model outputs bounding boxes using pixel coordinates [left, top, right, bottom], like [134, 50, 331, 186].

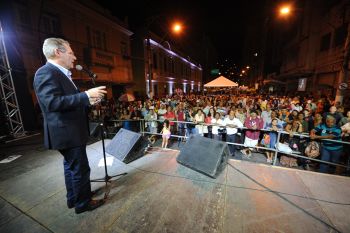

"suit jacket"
[33, 62, 90, 149]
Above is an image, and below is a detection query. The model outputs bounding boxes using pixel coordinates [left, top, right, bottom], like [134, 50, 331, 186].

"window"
[91, 30, 106, 50]
[333, 24, 348, 48]
[121, 41, 129, 59]
[171, 59, 175, 73]
[320, 33, 331, 52]
[164, 56, 167, 72]
[41, 13, 61, 35]
[86, 27, 106, 50]
[152, 52, 158, 69]
[159, 54, 163, 71]
[16, 7, 32, 27]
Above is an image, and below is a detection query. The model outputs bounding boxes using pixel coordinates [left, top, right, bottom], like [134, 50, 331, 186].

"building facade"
[277, 0, 350, 98]
[131, 31, 202, 98]
[278, 1, 348, 99]
[245, 0, 350, 101]
[1, 0, 134, 130]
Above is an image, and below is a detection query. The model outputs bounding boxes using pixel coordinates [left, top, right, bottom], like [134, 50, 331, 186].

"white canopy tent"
[204, 76, 238, 87]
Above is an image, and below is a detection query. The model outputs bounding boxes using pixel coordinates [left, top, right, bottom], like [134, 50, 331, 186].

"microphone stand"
[90, 121, 127, 199]
[84, 69, 127, 200]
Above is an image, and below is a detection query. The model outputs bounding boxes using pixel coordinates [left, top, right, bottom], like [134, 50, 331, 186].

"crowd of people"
[90, 93, 350, 174]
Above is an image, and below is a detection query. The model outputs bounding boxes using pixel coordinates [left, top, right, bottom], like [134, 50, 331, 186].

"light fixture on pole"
[146, 37, 153, 98]
[146, 20, 184, 99]
[259, 3, 292, 89]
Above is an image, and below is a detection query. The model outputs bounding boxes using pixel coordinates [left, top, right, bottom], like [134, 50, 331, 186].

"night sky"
[95, 0, 265, 64]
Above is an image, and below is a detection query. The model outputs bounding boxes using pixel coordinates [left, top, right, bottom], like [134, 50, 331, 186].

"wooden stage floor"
[0, 140, 350, 233]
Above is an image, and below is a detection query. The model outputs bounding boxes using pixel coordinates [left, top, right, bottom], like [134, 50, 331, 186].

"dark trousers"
[213, 134, 222, 141]
[319, 147, 342, 174]
[226, 134, 237, 156]
[59, 145, 91, 209]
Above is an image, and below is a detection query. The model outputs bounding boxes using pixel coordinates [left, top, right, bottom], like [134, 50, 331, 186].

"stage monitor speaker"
[105, 128, 148, 164]
[176, 135, 229, 178]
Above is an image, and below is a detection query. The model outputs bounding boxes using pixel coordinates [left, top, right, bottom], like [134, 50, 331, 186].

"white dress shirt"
[223, 117, 243, 135]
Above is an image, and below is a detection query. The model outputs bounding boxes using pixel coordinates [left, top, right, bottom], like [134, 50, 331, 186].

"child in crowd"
[161, 119, 171, 148]
[264, 118, 282, 163]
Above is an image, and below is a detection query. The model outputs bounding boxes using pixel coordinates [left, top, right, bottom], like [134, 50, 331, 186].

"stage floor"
[0, 140, 350, 233]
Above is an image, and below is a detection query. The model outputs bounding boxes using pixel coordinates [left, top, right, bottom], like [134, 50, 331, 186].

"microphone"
[75, 64, 97, 85]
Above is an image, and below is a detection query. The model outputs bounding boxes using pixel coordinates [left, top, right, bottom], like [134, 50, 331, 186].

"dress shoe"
[67, 191, 98, 209]
[75, 199, 104, 214]
[91, 190, 98, 197]
[67, 201, 75, 209]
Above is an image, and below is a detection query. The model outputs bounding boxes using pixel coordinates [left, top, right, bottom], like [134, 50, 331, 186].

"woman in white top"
[194, 109, 205, 136]
[211, 112, 224, 141]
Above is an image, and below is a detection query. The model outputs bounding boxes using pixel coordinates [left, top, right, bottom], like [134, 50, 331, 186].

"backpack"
[304, 141, 320, 158]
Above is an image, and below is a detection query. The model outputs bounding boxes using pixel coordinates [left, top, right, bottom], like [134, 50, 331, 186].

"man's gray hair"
[326, 115, 335, 122]
[42, 38, 69, 60]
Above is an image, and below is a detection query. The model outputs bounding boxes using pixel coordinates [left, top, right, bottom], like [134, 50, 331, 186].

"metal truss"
[0, 21, 24, 138]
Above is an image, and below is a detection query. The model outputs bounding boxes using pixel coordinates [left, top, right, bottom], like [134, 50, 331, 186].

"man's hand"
[89, 97, 102, 105]
[86, 86, 107, 99]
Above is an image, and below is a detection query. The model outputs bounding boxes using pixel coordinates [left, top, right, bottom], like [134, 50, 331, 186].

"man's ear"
[54, 48, 61, 57]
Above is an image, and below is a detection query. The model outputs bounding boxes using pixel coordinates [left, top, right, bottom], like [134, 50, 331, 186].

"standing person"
[211, 112, 224, 141]
[310, 116, 343, 174]
[261, 105, 272, 128]
[185, 108, 195, 138]
[175, 104, 186, 142]
[161, 119, 171, 148]
[323, 106, 341, 125]
[205, 108, 215, 138]
[157, 103, 167, 133]
[297, 112, 309, 133]
[338, 110, 350, 127]
[194, 109, 205, 136]
[130, 105, 142, 132]
[313, 113, 323, 129]
[33, 38, 106, 214]
[120, 108, 131, 130]
[223, 109, 243, 156]
[303, 109, 314, 132]
[164, 105, 176, 132]
[144, 106, 158, 134]
[263, 118, 282, 163]
[241, 110, 264, 157]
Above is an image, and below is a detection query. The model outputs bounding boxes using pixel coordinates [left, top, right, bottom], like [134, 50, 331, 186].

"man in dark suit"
[33, 38, 107, 214]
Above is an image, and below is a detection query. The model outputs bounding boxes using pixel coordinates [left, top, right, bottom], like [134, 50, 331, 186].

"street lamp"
[146, 21, 184, 98]
[172, 22, 183, 34]
[259, 3, 292, 90]
[279, 5, 291, 16]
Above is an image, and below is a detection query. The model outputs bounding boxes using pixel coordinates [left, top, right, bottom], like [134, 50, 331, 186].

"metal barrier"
[105, 119, 144, 137]
[106, 118, 350, 172]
